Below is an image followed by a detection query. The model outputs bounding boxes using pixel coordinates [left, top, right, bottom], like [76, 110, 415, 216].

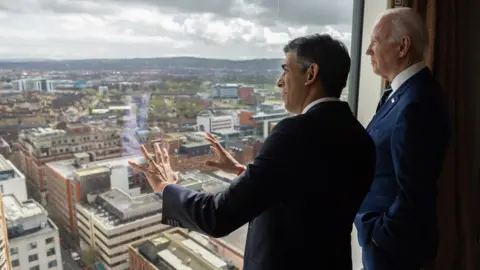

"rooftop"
[46, 154, 145, 180]
[211, 129, 240, 136]
[79, 188, 163, 229]
[3, 194, 56, 240]
[97, 188, 162, 220]
[0, 154, 23, 181]
[133, 228, 233, 270]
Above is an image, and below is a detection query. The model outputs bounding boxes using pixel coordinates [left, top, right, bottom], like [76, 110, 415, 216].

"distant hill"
[0, 57, 284, 71]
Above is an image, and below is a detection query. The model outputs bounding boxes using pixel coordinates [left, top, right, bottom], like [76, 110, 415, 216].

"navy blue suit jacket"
[355, 68, 451, 262]
[159, 101, 376, 270]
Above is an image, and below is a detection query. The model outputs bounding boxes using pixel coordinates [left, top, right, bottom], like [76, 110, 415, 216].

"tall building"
[0, 193, 12, 270]
[4, 194, 62, 270]
[15, 125, 125, 205]
[76, 188, 170, 270]
[0, 155, 27, 202]
[44, 155, 148, 239]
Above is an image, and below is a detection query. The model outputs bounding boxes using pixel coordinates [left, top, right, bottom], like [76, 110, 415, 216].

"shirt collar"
[302, 97, 340, 114]
[390, 61, 426, 92]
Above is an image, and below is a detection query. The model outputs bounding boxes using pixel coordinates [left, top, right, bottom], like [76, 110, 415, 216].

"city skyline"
[0, 0, 353, 60]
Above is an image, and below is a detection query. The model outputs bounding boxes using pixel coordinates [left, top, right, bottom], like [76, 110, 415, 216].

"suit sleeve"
[368, 102, 449, 254]
[158, 118, 298, 238]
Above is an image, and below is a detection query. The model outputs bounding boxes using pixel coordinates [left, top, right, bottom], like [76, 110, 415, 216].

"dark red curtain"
[388, 1, 478, 269]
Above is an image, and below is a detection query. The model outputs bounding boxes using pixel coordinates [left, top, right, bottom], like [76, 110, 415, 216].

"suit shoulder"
[271, 116, 303, 132]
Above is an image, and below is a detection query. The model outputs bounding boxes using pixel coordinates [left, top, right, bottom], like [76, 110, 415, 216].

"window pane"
[0, 0, 361, 270]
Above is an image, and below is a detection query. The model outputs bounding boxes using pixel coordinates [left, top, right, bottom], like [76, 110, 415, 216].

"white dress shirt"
[302, 97, 340, 114]
[388, 61, 426, 98]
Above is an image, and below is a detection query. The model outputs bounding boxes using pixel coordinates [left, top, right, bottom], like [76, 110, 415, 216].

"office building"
[4, 194, 62, 270]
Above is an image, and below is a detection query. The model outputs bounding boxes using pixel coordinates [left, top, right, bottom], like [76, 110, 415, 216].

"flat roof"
[3, 195, 44, 221]
[135, 228, 228, 270]
[211, 129, 240, 136]
[97, 188, 162, 220]
[46, 154, 145, 180]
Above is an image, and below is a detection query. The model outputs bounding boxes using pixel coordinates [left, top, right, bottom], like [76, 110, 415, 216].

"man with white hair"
[355, 7, 451, 270]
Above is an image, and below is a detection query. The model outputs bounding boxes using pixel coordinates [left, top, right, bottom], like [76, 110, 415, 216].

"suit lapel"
[366, 87, 406, 132]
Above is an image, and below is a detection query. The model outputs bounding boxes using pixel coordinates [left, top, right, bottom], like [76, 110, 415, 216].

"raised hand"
[128, 143, 179, 193]
[204, 132, 245, 174]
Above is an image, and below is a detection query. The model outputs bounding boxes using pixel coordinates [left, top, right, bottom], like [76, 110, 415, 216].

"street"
[60, 246, 83, 270]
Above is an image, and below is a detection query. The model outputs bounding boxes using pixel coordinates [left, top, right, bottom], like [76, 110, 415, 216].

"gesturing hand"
[204, 132, 245, 174]
[128, 143, 179, 193]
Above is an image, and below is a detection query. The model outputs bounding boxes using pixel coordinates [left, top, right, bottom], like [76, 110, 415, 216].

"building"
[15, 125, 125, 205]
[4, 194, 62, 270]
[177, 132, 226, 157]
[197, 110, 234, 133]
[0, 155, 27, 202]
[76, 188, 170, 270]
[0, 193, 12, 270]
[11, 78, 63, 92]
[212, 84, 241, 99]
[128, 228, 237, 270]
[250, 110, 290, 139]
[44, 154, 148, 239]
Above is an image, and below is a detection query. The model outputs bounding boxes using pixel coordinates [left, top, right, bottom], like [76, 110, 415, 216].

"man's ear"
[305, 63, 319, 86]
[399, 36, 411, 58]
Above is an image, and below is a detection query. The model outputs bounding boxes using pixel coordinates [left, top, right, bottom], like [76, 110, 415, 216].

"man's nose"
[276, 77, 284, 88]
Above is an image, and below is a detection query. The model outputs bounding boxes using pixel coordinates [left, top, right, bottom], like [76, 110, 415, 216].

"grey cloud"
[0, 0, 119, 14]
[7, 0, 352, 27]
[111, 0, 353, 26]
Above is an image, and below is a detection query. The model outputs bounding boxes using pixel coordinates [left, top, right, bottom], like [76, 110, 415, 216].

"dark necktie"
[376, 86, 393, 112]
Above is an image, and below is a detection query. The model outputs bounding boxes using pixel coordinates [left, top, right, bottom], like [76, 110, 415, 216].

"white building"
[76, 188, 170, 270]
[212, 83, 241, 99]
[0, 154, 28, 202]
[196, 110, 234, 133]
[4, 194, 63, 270]
[251, 111, 290, 139]
[0, 194, 11, 270]
[11, 78, 70, 92]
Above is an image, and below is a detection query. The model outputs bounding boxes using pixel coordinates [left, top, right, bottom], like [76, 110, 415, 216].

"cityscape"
[0, 57, 349, 270]
[0, 0, 354, 269]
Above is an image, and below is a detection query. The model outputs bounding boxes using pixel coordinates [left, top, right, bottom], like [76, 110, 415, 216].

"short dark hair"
[283, 34, 351, 98]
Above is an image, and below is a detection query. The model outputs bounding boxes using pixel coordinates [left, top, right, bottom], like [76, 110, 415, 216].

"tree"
[82, 246, 100, 267]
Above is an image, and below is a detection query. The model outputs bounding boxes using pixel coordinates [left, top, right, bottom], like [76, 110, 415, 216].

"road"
[60, 246, 82, 270]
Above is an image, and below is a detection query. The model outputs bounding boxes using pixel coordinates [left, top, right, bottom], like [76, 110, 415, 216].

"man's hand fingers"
[140, 145, 152, 162]
[162, 147, 170, 163]
[154, 143, 163, 164]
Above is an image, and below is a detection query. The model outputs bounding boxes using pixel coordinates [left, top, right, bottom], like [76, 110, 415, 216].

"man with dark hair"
[129, 34, 376, 270]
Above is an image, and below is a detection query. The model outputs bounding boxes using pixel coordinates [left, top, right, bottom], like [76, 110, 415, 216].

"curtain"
[388, 1, 477, 269]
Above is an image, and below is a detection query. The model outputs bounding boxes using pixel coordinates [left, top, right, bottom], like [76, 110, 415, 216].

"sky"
[0, 0, 353, 60]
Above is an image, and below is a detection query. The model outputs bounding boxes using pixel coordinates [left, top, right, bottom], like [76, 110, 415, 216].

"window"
[47, 247, 56, 256]
[10, 247, 18, 255]
[45, 237, 54, 244]
[48, 260, 57, 268]
[29, 266, 39, 270]
[11, 260, 19, 267]
[28, 254, 38, 262]
[27, 242, 37, 250]
[0, 0, 369, 269]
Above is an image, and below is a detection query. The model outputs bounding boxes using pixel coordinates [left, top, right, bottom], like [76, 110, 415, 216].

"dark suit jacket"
[160, 101, 376, 270]
[355, 68, 451, 263]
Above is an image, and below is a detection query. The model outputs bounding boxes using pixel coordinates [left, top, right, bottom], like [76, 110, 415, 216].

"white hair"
[377, 7, 429, 59]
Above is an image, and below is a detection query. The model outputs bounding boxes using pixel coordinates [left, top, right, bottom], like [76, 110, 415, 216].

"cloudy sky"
[0, 0, 353, 60]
